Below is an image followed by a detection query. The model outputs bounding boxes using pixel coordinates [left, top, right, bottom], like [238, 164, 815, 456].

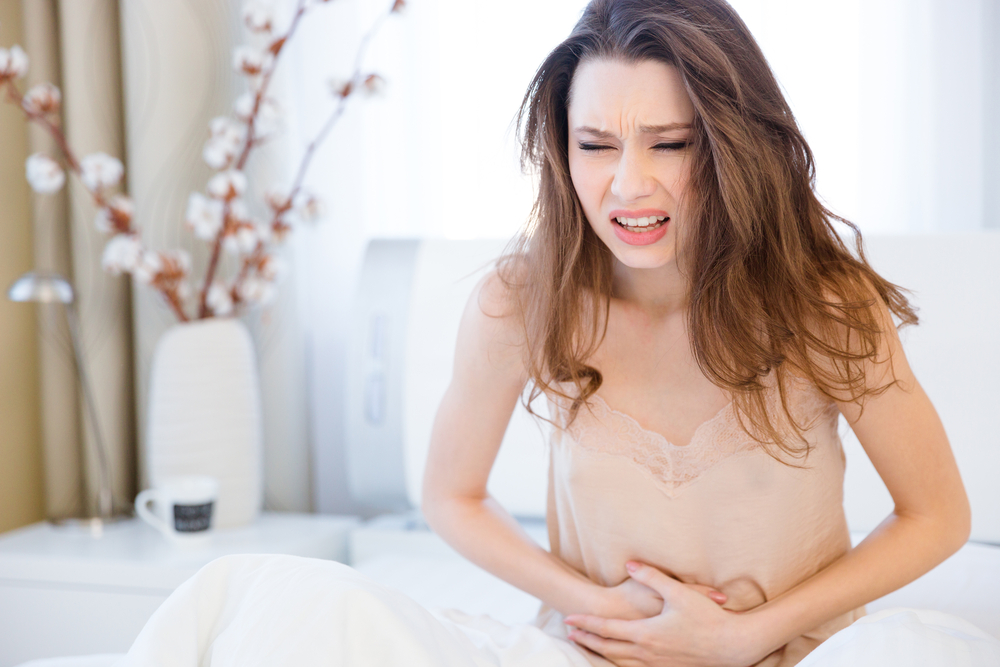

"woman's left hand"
[563, 561, 762, 667]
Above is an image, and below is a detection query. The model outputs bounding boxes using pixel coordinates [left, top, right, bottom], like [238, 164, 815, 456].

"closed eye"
[654, 141, 688, 151]
[578, 143, 613, 152]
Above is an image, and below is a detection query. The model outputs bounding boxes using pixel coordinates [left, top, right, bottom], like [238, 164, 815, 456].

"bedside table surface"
[0, 512, 359, 591]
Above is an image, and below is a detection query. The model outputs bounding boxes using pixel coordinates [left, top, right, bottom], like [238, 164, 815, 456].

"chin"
[610, 244, 676, 270]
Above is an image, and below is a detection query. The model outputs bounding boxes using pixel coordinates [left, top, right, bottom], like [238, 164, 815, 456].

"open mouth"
[614, 215, 669, 233]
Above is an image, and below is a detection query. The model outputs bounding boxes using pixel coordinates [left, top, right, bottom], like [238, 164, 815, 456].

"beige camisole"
[535, 374, 865, 666]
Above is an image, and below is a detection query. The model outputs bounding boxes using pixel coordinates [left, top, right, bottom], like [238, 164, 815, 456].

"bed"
[343, 233, 1000, 636]
[14, 233, 1000, 666]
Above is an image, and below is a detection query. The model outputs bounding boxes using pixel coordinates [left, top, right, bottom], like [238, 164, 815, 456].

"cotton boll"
[22, 82, 61, 115]
[233, 46, 273, 77]
[0, 45, 28, 80]
[255, 221, 274, 245]
[202, 141, 231, 171]
[94, 195, 135, 234]
[229, 199, 251, 225]
[25, 153, 65, 194]
[169, 249, 193, 276]
[328, 77, 353, 99]
[133, 251, 164, 285]
[101, 234, 143, 275]
[234, 93, 256, 122]
[238, 276, 276, 305]
[80, 153, 124, 192]
[203, 117, 246, 170]
[242, 3, 274, 34]
[362, 73, 386, 97]
[207, 170, 248, 200]
[265, 188, 291, 213]
[257, 254, 285, 281]
[209, 117, 246, 146]
[186, 193, 224, 240]
[206, 282, 234, 316]
[223, 224, 259, 256]
[292, 190, 323, 222]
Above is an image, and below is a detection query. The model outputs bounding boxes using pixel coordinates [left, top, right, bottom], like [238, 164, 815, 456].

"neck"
[611, 258, 690, 319]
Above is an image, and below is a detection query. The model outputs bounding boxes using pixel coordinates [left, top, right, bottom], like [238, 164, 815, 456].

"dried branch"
[229, 0, 400, 313]
[4, 77, 190, 321]
[198, 0, 309, 314]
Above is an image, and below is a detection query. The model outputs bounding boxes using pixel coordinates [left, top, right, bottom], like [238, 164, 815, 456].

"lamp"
[8, 272, 115, 526]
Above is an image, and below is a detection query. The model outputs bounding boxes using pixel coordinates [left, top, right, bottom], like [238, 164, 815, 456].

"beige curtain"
[21, 0, 135, 520]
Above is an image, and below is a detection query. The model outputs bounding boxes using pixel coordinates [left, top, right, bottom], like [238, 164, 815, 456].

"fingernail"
[625, 561, 639, 573]
[710, 591, 727, 603]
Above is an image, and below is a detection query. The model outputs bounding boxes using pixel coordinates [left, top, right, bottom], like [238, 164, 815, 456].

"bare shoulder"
[454, 267, 529, 383]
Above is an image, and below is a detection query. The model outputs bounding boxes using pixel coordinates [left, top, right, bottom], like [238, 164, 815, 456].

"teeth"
[615, 215, 667, 229]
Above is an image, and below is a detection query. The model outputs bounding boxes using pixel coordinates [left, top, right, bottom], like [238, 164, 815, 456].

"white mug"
[135, 475, 219, 540]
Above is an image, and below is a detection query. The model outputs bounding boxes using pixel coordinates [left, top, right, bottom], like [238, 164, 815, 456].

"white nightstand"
[0, 512, 359, 667]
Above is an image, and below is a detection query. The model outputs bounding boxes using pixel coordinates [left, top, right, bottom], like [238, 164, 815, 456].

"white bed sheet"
[15, 538, 999, 667]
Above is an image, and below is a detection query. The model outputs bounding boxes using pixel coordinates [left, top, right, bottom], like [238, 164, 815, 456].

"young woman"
[420, 0, 971, 665]
[119, 2, 989, 666]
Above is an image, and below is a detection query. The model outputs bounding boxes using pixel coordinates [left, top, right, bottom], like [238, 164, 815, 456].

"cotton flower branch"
[223, 0, 402, 316]
[3, 0, 404, 323]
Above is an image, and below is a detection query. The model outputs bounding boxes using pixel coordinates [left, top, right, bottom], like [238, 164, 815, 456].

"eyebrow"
[574, 123, 692, 137]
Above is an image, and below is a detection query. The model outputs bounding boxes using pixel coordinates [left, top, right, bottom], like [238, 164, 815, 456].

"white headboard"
[347, 234, 1000, 543]
[346, 239, 548, 518]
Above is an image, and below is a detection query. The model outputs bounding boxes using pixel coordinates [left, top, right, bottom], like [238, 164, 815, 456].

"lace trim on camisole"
[553, 375, 839, 498]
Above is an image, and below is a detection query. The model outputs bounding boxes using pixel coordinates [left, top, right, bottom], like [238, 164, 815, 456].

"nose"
[610, 146, 656, 202]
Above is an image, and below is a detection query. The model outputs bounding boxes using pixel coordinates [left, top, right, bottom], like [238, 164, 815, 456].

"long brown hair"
[498, 0, 918, 460]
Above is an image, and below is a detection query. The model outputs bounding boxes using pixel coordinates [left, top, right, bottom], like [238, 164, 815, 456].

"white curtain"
[729, 0, 998, 232]
[287, 0, 999, 513]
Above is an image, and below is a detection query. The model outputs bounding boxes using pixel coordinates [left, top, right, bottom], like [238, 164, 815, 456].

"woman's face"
[567, 58, 696, 271]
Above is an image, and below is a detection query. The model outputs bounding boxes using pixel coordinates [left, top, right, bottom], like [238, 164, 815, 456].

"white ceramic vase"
[145, 318, 263, 529]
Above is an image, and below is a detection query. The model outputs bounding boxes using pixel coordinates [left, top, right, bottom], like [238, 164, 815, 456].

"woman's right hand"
[592, 574, 727, 620]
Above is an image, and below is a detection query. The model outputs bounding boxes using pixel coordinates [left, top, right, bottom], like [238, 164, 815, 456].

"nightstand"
[0, 512, 359, 666]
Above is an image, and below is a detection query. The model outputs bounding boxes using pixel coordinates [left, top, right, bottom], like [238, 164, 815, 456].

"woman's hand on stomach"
[570, 562, 749, 666]
[594, 572, 727, 620]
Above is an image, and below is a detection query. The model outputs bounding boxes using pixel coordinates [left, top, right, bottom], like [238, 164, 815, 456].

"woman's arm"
[421, 272, 605, 617]
[564, 295, 971, 666]
[732, 298, 971, 659]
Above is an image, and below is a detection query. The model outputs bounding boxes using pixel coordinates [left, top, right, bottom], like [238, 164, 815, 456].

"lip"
[608, 208, 670, 220]
[608, 209, 670, 246]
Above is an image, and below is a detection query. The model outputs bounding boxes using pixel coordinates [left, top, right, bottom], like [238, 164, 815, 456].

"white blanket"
[114, 554, 1000, 667]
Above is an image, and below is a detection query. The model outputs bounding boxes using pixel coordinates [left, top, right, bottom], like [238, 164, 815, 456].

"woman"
[421, 0, 970, 665]
[120, 1, 989, 666]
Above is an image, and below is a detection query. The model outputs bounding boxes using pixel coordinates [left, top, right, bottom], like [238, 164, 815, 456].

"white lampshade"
[7, 272, 74, 304]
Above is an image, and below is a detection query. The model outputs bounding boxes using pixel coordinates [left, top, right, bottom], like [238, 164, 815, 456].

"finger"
[564, 614, 639, 642]
[687, 583, 727, 604]
[625, 561, 688, 600]
[567, 628, 640, 662]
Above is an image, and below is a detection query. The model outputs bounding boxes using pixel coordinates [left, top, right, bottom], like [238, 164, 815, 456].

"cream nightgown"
[535, 373, 865, 666]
